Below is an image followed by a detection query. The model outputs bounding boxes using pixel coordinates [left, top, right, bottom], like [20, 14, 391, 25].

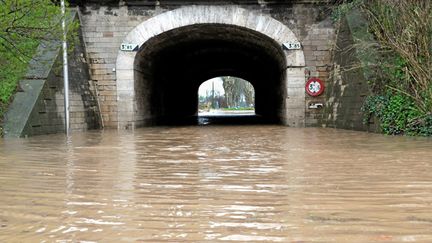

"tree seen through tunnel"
[198, 77, 255, 118]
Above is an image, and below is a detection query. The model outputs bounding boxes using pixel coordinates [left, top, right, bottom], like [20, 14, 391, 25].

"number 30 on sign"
[305, 78, 325, 97]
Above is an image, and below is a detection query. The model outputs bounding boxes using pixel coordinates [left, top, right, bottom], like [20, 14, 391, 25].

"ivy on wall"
[335, 0, 432, 136]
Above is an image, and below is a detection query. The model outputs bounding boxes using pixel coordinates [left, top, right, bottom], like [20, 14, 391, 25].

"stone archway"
[116, 5, 305, 129]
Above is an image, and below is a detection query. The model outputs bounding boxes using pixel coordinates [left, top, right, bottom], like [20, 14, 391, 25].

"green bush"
[353, 0, 432, 136]
[362, 93, 432, 136]
[406, 114, 432, 137]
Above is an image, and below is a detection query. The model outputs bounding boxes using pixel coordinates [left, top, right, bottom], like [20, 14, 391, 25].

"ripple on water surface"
[0, 126, 432, 242]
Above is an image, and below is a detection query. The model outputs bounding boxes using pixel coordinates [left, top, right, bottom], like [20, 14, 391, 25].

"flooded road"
[0, 126, 431, 242]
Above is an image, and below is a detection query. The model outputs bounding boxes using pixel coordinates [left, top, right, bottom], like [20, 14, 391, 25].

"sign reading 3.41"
[305, 78, 325, 97]
[120, 43, 139, 52]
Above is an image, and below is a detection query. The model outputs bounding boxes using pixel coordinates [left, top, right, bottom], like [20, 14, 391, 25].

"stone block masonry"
[79, 2, 336, 128]
[3, 12, 100, 137]
[270, 4, 336, 127]
[80, 7, 152, 128]
[323, 9, 376, 132]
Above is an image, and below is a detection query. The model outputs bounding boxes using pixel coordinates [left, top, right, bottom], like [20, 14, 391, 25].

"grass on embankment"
[1, 0, 64, 136]
[0, 41, 39, 136]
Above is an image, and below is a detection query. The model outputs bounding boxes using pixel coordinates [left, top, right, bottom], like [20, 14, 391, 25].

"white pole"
[61, 0, 70, 135]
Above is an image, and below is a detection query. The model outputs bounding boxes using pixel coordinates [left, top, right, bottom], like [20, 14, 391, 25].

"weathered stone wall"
[79, 7, 150, 128]
[3, 13, 100, 137]
[79, 2, 336, 128]
[323, 10, 378, 131]
[268, 4, 335, 126]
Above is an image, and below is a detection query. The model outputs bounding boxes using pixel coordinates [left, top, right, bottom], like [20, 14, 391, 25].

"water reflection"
[0, 127, 431, 242]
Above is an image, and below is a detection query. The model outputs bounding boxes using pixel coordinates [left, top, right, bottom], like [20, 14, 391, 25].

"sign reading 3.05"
[283, 42, 301, 50]
[120, 43, 139, 52]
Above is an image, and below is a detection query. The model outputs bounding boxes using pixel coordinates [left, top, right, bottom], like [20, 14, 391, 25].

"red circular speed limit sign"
[305, 78, 325, 97]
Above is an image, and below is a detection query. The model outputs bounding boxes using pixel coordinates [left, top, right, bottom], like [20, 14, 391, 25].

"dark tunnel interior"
[134, 24, 287, 125]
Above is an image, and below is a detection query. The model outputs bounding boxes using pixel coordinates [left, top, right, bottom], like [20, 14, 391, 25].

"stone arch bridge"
[74, 0, 338, 130]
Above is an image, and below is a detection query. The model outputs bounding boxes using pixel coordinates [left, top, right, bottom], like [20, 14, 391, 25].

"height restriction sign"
[305, 78, 325, 97]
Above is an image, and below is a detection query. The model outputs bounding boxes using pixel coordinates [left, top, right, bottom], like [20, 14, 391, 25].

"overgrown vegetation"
[0, 0, 68, 135]
[338, 0, 432, 136]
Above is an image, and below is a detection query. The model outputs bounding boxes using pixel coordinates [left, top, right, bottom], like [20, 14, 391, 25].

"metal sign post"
[61, 0, 70, 135]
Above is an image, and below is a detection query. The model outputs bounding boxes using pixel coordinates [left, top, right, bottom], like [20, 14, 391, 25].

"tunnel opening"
[197, 77, 256, 125]
[133, 23, 287, 126]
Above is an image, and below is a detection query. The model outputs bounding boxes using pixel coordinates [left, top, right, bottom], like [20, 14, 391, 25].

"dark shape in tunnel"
[134, 24, 287, 125]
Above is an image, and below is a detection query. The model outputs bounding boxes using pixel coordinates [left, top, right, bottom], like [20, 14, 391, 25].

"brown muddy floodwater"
[0, 126, 432, 242]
